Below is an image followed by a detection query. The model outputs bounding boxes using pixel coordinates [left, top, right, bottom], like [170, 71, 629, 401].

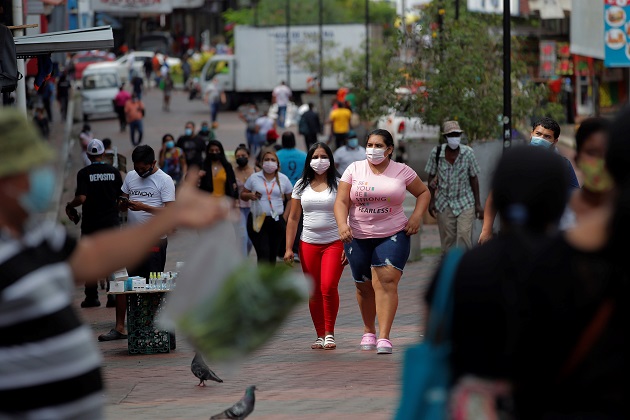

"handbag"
[395, 247, 464, 420]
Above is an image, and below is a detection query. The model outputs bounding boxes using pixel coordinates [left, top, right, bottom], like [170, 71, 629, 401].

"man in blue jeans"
[272, 81, 292, 128]
[204, 77, 226, 124]
[124, 94, 144, 146]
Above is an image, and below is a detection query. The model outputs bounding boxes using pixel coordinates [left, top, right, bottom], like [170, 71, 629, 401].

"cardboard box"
[110, 281, 125, 293]
[114, 268, 129, 280]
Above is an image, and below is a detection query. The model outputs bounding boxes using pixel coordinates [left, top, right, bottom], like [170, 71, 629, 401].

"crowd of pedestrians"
[3, 73, 628, 419]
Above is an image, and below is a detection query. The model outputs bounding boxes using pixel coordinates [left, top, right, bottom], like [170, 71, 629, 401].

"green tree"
[408, 4, 551, 141]
[223, 0, 395, 28]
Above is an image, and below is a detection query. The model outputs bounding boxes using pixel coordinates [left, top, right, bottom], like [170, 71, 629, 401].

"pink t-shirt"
[340, 159, 418, 239]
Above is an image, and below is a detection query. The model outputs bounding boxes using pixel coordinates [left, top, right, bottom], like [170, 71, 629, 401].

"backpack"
[298, 114, 309, 135]
[0, 24, 21, 94]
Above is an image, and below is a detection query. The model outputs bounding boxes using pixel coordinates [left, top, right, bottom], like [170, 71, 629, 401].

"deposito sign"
[604, 0, 630, 67]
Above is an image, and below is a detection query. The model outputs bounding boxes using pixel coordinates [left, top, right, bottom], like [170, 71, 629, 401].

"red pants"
[299, 240, 344, 336]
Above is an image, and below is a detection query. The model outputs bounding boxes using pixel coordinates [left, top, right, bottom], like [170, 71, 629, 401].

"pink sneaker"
[360, 333, 377, 351]
[376, 338, 392, 354]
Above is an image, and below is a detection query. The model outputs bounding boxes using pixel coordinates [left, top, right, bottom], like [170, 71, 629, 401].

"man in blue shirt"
[276, 132, 307, 186]
[478, 117, 580, 244]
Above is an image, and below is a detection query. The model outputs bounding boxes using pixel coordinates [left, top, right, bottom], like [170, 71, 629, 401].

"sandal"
[311, 337, 324, 349]
[323, 335, 336, 350]
[376, 338, 393, 354]
[360, 333, 377, 351]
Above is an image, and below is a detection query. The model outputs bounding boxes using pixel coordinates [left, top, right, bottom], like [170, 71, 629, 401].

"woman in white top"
[284, 142, 346, 350]
[241, 150, 292, 265]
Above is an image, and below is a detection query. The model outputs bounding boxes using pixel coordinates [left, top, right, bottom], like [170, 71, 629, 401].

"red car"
[72, 51, 115, 80]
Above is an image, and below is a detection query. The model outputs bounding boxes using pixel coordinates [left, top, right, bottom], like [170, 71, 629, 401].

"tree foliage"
[409, 4, 551, 141]
[224, 0, 396, 28]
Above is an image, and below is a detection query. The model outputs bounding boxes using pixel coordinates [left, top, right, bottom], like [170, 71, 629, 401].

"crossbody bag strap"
[426, 247, 465, 343]
[557, 298, 615, 381]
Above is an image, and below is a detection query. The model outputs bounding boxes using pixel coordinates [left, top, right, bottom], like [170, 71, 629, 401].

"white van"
[81, 62, 121, 121]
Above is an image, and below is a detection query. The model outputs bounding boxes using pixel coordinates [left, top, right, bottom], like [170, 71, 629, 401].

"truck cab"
[200, 55, 235, 106]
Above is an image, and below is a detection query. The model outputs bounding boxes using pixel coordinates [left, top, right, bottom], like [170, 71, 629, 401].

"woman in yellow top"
[199, 140, 238, 199]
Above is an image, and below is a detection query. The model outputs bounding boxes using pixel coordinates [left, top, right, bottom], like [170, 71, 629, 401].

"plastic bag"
[157, 222, 308, 362]
[250, 199, 266, 232]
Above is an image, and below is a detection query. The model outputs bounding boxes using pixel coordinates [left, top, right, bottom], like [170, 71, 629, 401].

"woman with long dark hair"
[334, 128, 430, 354]
[284, 142, 345, 350]
[199, 139, 238, 199]
[233, 144, 256, 256]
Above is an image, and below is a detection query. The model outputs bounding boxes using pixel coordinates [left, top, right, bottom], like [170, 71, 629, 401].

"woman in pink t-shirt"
[334, 129, 430, 354]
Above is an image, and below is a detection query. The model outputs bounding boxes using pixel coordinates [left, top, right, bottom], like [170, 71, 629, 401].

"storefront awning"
[570, 0, 604, 60]
[14, 26, 114, 58]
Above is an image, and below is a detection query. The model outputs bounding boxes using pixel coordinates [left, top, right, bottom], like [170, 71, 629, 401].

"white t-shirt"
[245, 171, 292, 216]
[292, 180, 339, 244]
[272, 85, 292, 106]
[334, 145, 366, 175]
[122, 169, 176, 237]
[255, 116, 275, 137]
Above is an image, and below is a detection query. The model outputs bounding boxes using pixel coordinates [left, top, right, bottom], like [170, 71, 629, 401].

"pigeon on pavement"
[192, 352, 223, 387]
[210, 385, 257, 419]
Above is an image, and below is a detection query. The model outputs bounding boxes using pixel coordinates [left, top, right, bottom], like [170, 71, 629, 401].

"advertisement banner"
[91, 0, 172, 13]
[604, 0, 630, 67]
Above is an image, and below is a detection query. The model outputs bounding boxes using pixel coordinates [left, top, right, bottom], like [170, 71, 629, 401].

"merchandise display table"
[108, 290, 174, 355]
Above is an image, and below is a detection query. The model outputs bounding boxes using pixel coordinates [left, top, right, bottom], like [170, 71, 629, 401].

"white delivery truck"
[200, 24, 376, 108]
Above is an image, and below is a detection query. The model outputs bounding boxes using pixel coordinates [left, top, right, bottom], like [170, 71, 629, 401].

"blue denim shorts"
[344, 230, 411, 283]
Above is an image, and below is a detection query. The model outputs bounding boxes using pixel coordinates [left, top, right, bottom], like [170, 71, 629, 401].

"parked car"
[72, 51, 115, 80]
[115, 51, 181, 83]
[80, 62, 121, 121]
[376, 110, 440, 162]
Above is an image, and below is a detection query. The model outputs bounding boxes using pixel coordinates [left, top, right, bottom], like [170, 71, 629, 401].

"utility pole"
[318, 0, 324, 116]
[12, 0, 27, 114]
[285, 0, 290, 87]
[455, 0, 460, 20]
[365, 0, 369, 89]
[502, 0, 511, 151]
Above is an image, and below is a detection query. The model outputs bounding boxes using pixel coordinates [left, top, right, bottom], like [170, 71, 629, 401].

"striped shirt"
[425, 144, 481, 216]
[0, 222, 104, 419]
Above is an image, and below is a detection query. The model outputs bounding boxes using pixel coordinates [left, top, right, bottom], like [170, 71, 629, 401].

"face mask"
[347, 138, 359, 149]
[138, 165, 154, 178]
[19, 167, 56, 213]
[446, 136, 461, 149]
[262, 161, 278, 174]
[208, 152, 221, 161]
[310, 158, 330, 175]
[366, 148, 387, 165]
[578, 155, 614, 193]
[530, 136, 554, 149]
[236, 157, 249, 167]
[165, 140, 175, 149]
[201, 127, 209, 133]
[185, 128, 193, 136]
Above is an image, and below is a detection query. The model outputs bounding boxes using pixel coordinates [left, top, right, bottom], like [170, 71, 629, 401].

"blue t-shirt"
[563, 156, 580, 189]
[277, 148, 307, 185]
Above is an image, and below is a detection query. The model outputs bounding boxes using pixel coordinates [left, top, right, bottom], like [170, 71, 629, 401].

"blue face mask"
[20, 167, 56, 213]
[530, 136, 554, 149]
[347, 138, 359, 148]
[185, 128, 193, 136]
[165, 140, 175, 149]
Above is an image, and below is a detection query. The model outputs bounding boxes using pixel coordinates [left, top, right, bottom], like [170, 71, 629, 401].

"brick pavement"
[73, 226, 440, 420]
[56, 89, 444, 419]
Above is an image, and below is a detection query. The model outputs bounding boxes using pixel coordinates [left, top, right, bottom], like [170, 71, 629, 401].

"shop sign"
[539, 40, 557, 78]
[91, 0, 172, 13]
[604, 0, 630, 67]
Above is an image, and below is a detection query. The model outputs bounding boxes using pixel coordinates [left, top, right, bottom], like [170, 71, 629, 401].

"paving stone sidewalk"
[73, 226, 441, 420]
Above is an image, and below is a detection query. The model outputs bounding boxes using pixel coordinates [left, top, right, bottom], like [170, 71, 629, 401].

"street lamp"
[503, 0, 511, 150]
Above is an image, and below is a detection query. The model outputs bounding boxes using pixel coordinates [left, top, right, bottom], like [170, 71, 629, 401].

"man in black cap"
[66, 138, 123, 308]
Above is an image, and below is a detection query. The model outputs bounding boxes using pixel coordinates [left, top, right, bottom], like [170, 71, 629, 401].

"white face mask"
[447, 136, 461, 149]
[310, 158, 330, 175]
[262, 161, 278, 174]
[366, 147, 387, 164]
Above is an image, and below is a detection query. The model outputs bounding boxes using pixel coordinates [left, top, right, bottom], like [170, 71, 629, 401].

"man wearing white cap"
[425, 120, 483, 252]
[66, 138, 123, 308]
